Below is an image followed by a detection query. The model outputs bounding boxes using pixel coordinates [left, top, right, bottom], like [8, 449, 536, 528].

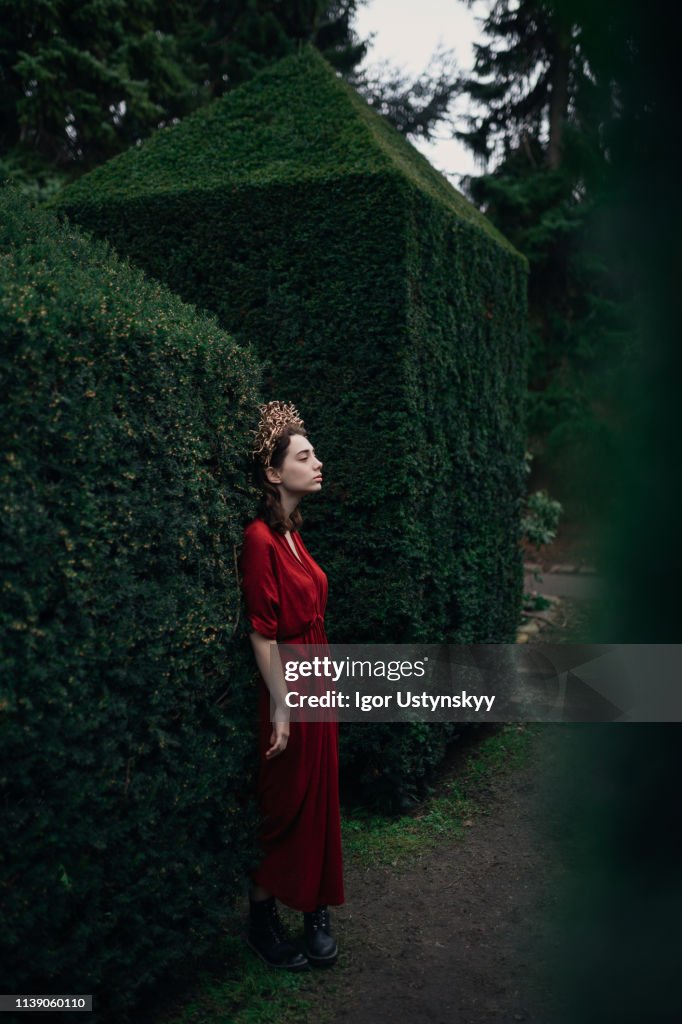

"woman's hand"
[249, 633, 292, 759]
[265, 720, 290, 760]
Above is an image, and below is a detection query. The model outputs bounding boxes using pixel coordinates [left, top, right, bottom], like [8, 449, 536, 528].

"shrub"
[0, 189, 263, 1016]
[54, 46, 528, 807]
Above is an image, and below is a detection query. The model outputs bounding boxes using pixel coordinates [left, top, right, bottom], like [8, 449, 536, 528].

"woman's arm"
[249, 630, 290, 760]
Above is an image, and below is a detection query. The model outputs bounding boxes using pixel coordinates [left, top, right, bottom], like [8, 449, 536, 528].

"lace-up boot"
[247, 897, 309, 970]
[303, 904, 338, 965]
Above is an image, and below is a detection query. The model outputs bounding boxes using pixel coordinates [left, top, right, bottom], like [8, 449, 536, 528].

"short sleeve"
[240, 524, 280, 639]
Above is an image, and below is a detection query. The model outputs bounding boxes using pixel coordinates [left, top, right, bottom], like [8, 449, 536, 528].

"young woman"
[240, 401, 344, 970]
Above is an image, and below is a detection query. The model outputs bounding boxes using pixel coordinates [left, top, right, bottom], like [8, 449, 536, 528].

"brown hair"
[253, 426, 307, 534]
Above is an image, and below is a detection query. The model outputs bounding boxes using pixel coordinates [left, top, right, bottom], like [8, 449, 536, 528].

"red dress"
[240, 517, 345, 912]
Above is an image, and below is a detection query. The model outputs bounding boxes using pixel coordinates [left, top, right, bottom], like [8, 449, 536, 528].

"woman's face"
[267, 434, 323, 496]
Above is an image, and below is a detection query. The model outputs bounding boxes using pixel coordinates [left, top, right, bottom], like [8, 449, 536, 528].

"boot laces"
[310, 905, 330, 931]
[266, 900, 289, 943]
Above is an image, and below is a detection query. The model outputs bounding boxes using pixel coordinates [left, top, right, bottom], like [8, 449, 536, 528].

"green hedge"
[54, 47, 528, 804]
[0, 189, 263, 1016]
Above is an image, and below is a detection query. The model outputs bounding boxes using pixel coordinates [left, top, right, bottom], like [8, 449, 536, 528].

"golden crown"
[251, 400, 305, 467]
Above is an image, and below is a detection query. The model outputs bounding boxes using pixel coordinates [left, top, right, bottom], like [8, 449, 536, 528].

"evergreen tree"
[315, 0, 370, 75]
[146, 0, 458, 136]
[187, 0, 370, 94]
[190, 0, 459, 135]
[457, 0, 603, 169]
[353, 45, 460, 140]
[0, 1, 372, 190]
[0, 0, 202, 191]
[456, 0, 635, 516]
[0, 1, 461, 195]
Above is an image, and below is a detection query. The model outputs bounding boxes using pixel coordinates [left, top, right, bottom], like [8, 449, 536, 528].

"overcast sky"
[354, 0, 488, 185]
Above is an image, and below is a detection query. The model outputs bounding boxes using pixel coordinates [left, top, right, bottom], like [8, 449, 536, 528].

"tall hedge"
[0, 190, 263, 1015]
[54, 47, 529, 803]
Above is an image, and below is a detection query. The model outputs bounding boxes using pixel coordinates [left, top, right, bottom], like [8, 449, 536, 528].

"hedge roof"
[58, 46, 519, 256]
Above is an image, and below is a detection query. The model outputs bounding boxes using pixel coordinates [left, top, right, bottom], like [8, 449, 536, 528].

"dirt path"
[320, 728, 568, 1024]
[524, 569, 602, 600]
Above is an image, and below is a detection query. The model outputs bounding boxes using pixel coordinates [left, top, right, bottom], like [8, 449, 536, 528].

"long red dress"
[240, 516, 345, 912]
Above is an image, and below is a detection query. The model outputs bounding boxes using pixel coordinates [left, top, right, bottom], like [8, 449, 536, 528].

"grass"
[341, 722, 539, 867]
[152, 722, 540, 1024]
[151, 933, 319, 1024]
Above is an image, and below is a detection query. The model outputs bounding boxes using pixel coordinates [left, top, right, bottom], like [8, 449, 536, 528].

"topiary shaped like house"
[56, 45, 528, 645]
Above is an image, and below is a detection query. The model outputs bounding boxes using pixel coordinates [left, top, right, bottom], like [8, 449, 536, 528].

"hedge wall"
[0, 190, 264, 1016]
[54, 47, 528, 803]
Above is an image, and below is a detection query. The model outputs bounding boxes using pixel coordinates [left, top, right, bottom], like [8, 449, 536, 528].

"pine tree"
[0, 0, 462, 194]
[456, 0, 635, 517]
[0, 0, 202, 188]
[353, 45, 460, 140]
[0, 1, 374, 190]
[187, 0, 370, 94]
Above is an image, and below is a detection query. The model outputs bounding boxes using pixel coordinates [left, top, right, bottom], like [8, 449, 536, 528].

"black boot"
[303, 904, 338, 966]
[247, 897, 309, 971]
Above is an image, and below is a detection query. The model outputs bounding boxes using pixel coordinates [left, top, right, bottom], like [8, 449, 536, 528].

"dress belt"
[278, 613, 324, 643]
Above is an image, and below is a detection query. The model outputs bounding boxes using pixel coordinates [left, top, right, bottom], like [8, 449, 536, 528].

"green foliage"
[523, 591, 552, 611]
[457, 0, 604, 167]
[199, 0, 369, 89]
[522, 489, 562, 549]
[139, 928, 314, 1024]
[1, 0, 462, 202]
[0, 0, 203, 181]
[0, 189, 264, 1015]
[52, 46, 510, 247]
[0, 0, 370, 192]
[341, 723, 537, 863]
[457, 1, 637, 517]
[353, 44, 461, 140]
[54, 47, 529, 807]
[340, 721, 464, 812]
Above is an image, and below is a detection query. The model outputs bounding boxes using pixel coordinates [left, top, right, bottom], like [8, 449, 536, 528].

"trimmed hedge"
[0, 190, 263, 1015]
[54, 47, 528, 803]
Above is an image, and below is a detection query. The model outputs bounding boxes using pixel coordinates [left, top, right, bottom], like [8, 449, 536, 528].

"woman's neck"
[279, 492, 300, 521]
